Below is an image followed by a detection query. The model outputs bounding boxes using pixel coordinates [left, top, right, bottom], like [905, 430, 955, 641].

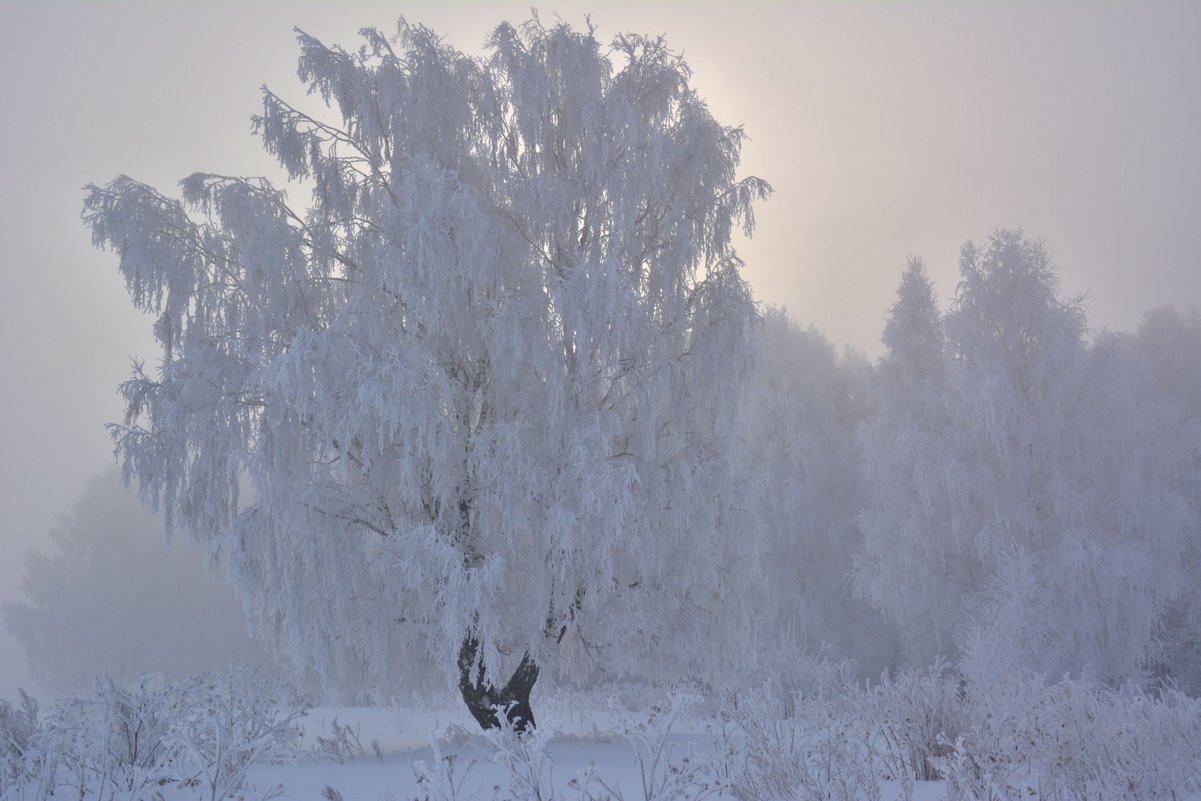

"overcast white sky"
[1, 1, 1199, 695]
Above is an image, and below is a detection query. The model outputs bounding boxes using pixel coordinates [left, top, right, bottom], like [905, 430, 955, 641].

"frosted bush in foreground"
[860, 659, 965, 783]
[720, 669, 1201, 801]
[0, 691, 45, 800]
[313, 715, 381, 765]
[0, 667, 303, 801]
[91, 674, 178, 795]
[938, 679, 1201, 801]
[170, 669, 305, 801]
[480, 712, 559, 801]
[606, 695, 717, 801]
[730, 688, 880, 801]
[411, 736, 481, 801]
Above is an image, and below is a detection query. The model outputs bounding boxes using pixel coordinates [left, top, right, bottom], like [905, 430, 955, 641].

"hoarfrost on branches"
[83, 14, 769, 709]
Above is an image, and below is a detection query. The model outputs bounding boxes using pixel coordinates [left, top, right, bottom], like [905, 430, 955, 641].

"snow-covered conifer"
[855, 257, 956, 666]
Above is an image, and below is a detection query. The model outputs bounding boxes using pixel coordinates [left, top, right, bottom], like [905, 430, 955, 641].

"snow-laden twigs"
[478, 710, 558, 801]
[0, 691, 48, 801]
[412, 734, 481, 801]
[569, 694, 717, 801]
[170, 668, 306, 801]
[314, 715, 381, 764]
[858, 658, 965, 783]
[937, 678, 1201, 801]
[730, 688, 880, 801]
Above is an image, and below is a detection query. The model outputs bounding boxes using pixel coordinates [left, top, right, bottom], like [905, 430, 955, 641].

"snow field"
[5, 672, 1201, 801]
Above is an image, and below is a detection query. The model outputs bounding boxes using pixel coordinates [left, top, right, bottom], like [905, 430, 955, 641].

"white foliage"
[860, 659, 965, 783]
[479, 713, 559, 801]
[730, 688, 881, 801]
[609, 694, 716, 801]
[84, 15, 768, 697]
[411, 736, 481, 801]
[0, 691, 44, 800]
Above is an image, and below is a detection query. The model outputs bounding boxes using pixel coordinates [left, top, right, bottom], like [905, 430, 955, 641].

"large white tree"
[84, 16, 768, 724]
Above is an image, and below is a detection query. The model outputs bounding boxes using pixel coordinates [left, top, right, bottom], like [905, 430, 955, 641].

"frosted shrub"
[0, 669, 303, 801]
[170, 668, 305, 801]
[0, 690, 46, 799]
[731, 689, 879, 801]
[747, 641, 859, 721]
[616, 695, 715, 801]
[570, 694, 717, 801]
[35, 675, 178, 799]
[1040, 682, 1201, 800]
[863, 659, 966, 782]
[479, 710, 557, 801]
[42, 697, 111, 801]
[937, 678, 1201, 801]
[410, 725, 480, 801]
[411, 736, 480, 801]
[703, 710, 745, 797]
[91, 673, 178, 795]
[936, 676, 1076, 800]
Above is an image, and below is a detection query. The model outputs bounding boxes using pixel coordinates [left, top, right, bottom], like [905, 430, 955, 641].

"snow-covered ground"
[6, 678, 1199, 801]
[242, 705, 946, 801]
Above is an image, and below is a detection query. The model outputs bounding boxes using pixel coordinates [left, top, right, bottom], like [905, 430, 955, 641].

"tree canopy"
[84, 15, 769, 706]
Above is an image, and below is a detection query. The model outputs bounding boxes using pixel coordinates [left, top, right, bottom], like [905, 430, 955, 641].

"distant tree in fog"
[82, 15, 767, 725]
[855, 257, 955, 667]
[858, 233, 1199, 685]
[1131, 307, 1201, 692]
[3, 470, 273, 693]
[947, 234, 1197, 685]
[1135, 306, 1201, 422]
[741, 309, 896, 674]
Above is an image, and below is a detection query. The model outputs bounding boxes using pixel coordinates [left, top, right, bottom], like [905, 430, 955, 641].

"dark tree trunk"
[457, 635, 540, 732]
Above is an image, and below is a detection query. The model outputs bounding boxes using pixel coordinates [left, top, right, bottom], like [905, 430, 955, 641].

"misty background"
[2, 0, 1199, 696]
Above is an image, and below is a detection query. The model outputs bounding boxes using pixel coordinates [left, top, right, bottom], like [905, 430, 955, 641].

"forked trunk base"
[457, 635, 539, 732]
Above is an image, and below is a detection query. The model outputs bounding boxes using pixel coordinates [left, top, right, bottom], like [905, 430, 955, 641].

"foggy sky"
[1, 1, 1199, 696]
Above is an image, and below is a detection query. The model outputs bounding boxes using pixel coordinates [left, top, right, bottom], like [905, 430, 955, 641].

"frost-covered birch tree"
[83, 16, 768, 726]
